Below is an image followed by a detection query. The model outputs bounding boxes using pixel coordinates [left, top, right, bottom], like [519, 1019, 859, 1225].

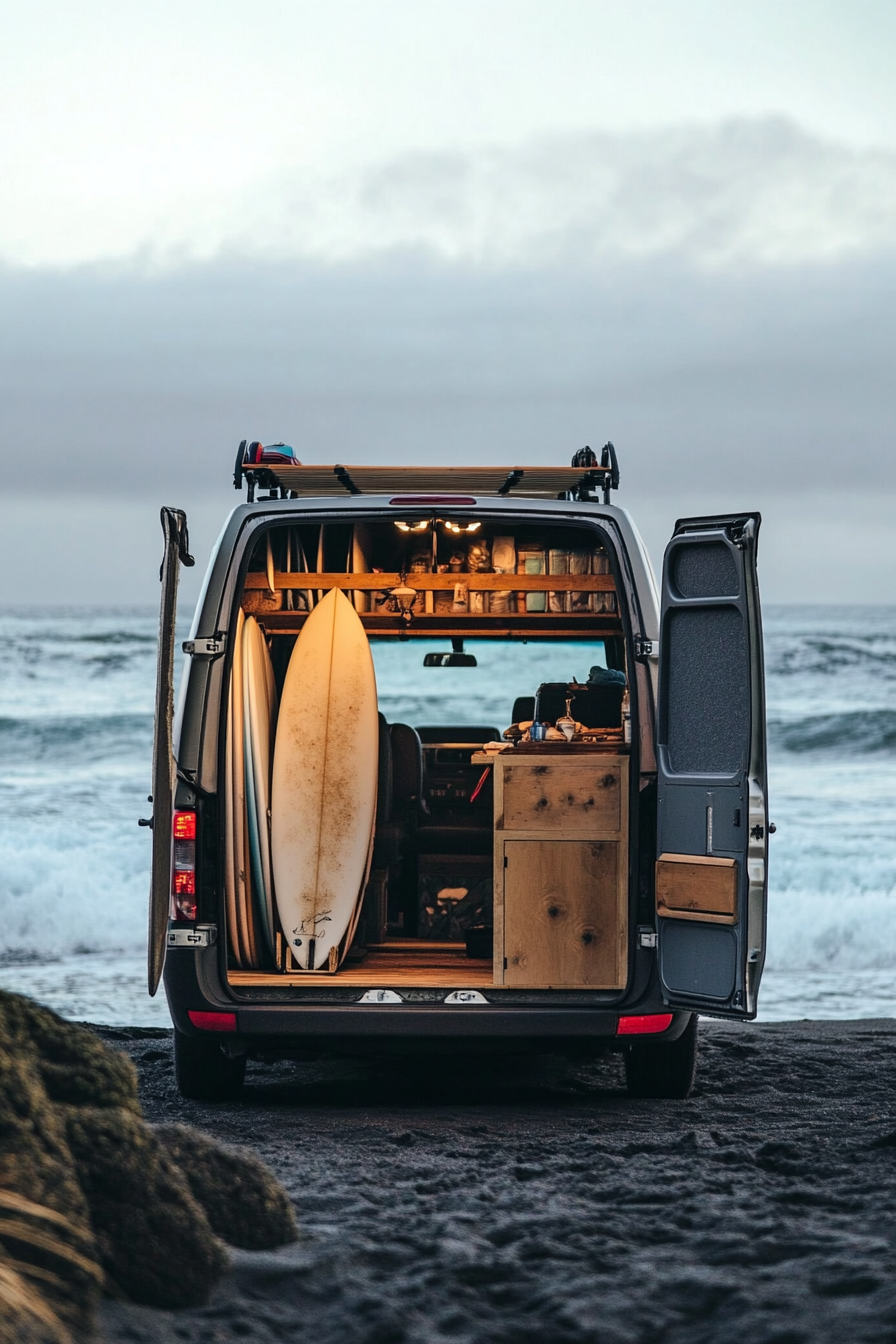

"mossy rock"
[0, 990, 298, 1330]
[0, 990, 139, 1114]
[64, 1106, 228, 1308]
[0, 1038, 101, 1337]
[155, 1124, 299, 1250]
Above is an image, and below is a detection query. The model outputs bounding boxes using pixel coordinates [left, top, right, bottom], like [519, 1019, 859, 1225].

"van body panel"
[159, 480, 765, 1057]
[655, 513, 768, 1019]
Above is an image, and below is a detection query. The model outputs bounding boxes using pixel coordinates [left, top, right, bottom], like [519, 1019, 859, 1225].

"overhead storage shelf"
[243, 571, 617, 592]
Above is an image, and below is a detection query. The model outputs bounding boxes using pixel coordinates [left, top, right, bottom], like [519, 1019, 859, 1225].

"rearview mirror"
[423, 652, 478, 668]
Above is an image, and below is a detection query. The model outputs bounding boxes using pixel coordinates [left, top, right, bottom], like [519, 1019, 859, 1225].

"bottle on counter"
[621, 687, 631, 744]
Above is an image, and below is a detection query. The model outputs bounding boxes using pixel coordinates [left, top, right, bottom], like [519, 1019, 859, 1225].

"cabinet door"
[148, 508, 194, 996]
[503, 840, 625, 988]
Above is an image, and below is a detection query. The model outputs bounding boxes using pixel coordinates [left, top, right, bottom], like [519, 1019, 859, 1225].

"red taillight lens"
[173, 870, 196, 896]
[617, 1013, 674, 1036]
[171, 811, 197, 920]
[188, 1010, 237, 1033]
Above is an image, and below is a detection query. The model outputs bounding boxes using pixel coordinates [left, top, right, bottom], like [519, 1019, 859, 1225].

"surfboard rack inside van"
[233, 449, 621, 505]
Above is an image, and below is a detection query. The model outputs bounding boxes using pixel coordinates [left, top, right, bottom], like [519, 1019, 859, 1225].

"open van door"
[148, 508, 194, 995]
[655, 514, 768, 1019]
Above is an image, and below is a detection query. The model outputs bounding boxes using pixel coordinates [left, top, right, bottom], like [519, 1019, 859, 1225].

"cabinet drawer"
[501, 760, 623, 832]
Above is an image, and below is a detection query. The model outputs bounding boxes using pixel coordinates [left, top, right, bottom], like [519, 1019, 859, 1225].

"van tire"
[174, 1029, 246, 1101]
[623, 1015, 697, 1099]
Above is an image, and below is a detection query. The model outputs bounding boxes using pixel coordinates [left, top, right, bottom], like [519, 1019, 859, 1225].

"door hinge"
[638, 929, 657, 949]
[182, 635, 227, 658]
[634, 638, 655, 660]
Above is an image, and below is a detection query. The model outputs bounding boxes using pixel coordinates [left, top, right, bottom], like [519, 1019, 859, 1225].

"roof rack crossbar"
[497, 468, 524, 496]
[334, 464, 362, 495]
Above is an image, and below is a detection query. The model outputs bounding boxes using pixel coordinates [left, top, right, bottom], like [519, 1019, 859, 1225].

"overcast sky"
[1, 0, 894, 605]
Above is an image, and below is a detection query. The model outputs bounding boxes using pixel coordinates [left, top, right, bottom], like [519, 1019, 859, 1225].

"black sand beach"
[95, 1019, 896, 1344]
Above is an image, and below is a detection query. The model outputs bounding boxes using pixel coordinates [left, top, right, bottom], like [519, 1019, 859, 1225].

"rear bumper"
[163, 948, 690, 1047]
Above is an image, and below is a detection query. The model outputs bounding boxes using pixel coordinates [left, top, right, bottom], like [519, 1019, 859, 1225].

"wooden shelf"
[254, 613, 622, 637]
[244, 572, 616, 592]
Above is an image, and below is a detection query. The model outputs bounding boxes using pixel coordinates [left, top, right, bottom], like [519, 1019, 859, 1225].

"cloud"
[2, 117, 895, 602]
[1, 248, 893, 500]
[99, 116, 896, 273]
[6, 116, 896, 272]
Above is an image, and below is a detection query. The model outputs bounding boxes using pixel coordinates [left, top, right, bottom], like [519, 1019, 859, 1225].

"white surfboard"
[271, 588, 379, 971]
[242, 615, 278, 958]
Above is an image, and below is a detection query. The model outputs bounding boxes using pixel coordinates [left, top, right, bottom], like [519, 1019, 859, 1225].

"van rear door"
[148, 508, 194, 995]
[655, 514, 768, 1019]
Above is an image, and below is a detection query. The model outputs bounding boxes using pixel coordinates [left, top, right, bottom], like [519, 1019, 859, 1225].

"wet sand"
[94, 1019, 896, 1344]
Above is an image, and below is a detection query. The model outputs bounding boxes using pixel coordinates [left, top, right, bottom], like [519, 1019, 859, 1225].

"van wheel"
[174, 1029, 246, 1102]
[624, 1015, 697, 1099]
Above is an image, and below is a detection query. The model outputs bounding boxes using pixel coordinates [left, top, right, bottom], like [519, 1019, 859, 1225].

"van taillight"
[171, 811, 197, 921]
[616, 1013, 674, 1035]
[173, 811, 196, 840]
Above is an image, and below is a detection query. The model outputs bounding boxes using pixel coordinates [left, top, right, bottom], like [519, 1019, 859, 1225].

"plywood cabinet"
[485, 752, 629, 989]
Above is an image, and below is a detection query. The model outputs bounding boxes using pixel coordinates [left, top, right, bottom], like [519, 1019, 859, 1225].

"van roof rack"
[233, 442, 620, 505]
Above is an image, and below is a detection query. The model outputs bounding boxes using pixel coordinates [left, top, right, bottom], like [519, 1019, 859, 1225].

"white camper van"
[148, 444, 769, 1101]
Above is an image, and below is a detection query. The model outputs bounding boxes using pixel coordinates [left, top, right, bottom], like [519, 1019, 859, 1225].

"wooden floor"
[228, 942, 495, 988]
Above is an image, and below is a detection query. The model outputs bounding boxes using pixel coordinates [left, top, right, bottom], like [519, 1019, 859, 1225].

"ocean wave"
[0, 713, 153, 766]
[771, 709, 896, 754]
[768, 635, 896, 679]
[0, 630, 157, 645]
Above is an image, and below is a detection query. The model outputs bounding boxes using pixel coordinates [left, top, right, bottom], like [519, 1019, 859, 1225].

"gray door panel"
[656, 514, 768, 1019]
[659, 785, 746, 856]
[148, 508, 194, 996]
[661, 923, 738, 1000]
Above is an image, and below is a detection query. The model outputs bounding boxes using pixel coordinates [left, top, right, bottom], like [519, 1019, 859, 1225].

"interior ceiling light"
[441, 520, 481, 534]
[394, 520, 431, 532]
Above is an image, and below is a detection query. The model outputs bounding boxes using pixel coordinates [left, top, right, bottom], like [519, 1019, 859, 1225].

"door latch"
[167, 925, 217, 948]
[182, 635, 227, 658]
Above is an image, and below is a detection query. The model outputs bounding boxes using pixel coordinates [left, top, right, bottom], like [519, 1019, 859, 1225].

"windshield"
[371, 638, 610, 731]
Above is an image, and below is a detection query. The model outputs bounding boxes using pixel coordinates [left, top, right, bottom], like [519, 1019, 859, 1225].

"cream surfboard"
[242, 614, 278, 958]
[271, 588, 378, 970]
[225, 610, 247, 967]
